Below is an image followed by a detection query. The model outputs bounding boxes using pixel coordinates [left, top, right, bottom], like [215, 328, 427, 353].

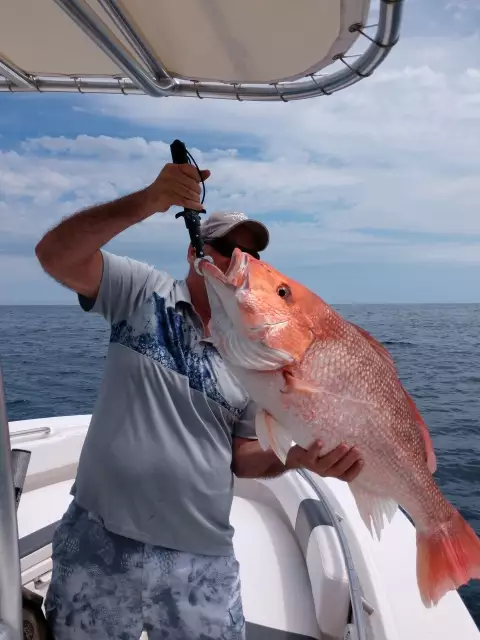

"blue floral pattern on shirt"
[110, 293, 244, 418]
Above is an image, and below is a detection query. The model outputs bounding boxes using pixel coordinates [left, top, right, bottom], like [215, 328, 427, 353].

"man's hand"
[287, 440, 364, 483]
[144, 163, 211, 214]
[35, 161, 211, 300]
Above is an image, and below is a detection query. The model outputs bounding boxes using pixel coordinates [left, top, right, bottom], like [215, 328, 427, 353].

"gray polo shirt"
[71, 250, 258, 556]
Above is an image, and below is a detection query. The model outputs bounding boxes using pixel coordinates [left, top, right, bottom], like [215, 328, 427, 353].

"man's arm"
[35, 163, 209, 299]
[231, 438, 294, 479]
[232, 437, 364, 482]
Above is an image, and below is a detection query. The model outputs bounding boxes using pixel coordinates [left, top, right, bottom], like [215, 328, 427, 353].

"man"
[35, 161, 363, 639]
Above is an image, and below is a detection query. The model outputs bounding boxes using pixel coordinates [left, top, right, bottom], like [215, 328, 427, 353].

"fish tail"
[416, 510, 480, 607]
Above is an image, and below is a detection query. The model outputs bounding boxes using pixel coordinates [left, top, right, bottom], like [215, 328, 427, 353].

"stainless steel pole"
[0, 362, 22, 640]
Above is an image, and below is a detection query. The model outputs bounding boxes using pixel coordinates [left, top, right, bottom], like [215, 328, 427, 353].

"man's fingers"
[326, 447, 363, 479]
[301, 440, 364, 483]
[337, 459, 364, 483]
[178, 163, 210, 183]
[175, 171, 203, 194]
[179, 198, 205, 211]
[314, 442, 350, 472]
[170, 184, 203, 206]
[164, 164, 204, 195]
[165, 188, 204, 212]
[306, 439, 323, 465]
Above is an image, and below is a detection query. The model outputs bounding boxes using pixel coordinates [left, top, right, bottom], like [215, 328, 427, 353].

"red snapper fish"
[201, 248, 480, 608]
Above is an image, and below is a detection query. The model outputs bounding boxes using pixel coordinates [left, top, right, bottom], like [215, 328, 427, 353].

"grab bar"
[0, 363, 23, 640]
[10, 426, 51, 439]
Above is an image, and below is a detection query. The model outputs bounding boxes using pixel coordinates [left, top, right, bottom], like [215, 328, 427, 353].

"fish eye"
[277, 285, 290, 299]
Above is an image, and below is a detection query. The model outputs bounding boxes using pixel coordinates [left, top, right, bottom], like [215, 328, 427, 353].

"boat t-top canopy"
[0, 0, 404, 101]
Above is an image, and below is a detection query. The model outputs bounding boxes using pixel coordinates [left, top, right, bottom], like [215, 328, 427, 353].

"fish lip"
[200, 258, 228, 283]
[200, 248, 248, 290]
[225, 248, 243, 279]
[226, 248, 249, 289]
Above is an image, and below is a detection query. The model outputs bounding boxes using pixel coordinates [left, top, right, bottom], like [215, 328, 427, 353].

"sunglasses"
[203, 238, 260, 260]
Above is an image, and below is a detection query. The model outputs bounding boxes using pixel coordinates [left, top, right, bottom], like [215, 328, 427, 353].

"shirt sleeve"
[78, 250, 168, 325]
[233, 399, 259, 440]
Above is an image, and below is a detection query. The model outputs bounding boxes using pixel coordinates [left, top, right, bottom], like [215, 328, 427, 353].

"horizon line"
[2, 301, 480, 307]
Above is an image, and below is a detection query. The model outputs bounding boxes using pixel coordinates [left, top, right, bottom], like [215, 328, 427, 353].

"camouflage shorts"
[44, 500, 245, 640]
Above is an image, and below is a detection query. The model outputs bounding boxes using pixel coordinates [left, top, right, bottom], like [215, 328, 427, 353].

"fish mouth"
[201, 247, 249, 289]
[200, 249, 293, 370]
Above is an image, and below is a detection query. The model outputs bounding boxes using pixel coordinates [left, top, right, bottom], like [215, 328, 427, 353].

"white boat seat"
[257, 473, 350, 639]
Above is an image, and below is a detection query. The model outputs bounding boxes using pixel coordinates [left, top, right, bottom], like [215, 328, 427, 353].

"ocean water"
[0, 303, 479, 628]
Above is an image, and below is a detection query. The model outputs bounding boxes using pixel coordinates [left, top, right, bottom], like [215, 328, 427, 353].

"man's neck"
[186, 273, 211, 332]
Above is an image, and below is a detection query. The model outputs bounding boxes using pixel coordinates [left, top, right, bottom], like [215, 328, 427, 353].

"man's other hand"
[287, 440, 364, 483]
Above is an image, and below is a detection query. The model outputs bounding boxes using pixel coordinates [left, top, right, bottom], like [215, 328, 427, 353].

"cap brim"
[219, 219, 270, 252]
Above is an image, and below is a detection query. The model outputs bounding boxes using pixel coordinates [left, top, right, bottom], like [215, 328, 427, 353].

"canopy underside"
[0, 0, 404, 101]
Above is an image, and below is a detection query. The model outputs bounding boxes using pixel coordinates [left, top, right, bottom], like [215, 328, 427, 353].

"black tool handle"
[170, 139, 205, 259]
[170, 139, 189, 165]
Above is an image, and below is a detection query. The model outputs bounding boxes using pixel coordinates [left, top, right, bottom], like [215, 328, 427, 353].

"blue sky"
[0, 0, 479, 304]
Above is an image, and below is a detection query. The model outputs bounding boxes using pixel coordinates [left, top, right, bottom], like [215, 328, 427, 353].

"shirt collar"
[172, 279, 192, 306]
[173, 279, 214, 343]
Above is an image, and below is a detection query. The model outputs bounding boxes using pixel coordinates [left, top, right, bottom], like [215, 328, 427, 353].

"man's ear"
[186, 243, 195, 265]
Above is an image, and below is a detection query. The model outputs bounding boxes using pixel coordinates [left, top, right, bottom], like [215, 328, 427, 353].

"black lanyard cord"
[170, 139, 207, 260]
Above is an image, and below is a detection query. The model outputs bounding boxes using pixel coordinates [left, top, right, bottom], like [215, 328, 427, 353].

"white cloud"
[1, 136, 361, 239]
[403, 242, 480, 265]
[83, 34, 480, 239]
[445, 0, 480, 22]
[96, 38, 480, 154]
[1, 12, 480, 305]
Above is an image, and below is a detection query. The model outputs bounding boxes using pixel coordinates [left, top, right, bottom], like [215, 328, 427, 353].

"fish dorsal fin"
[348, 322, 397, 374]
[403, 389, 437, 474]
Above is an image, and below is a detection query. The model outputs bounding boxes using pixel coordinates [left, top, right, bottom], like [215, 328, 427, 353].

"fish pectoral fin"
[349, 482, 398, 541]
[255, 410, 272, 452]
[255, 409, 293, 465]
[282, 370, 320, 395]
[283, 371, 374, 413]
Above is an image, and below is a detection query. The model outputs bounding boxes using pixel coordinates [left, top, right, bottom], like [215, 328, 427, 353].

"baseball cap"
[200, 211, 269, 252]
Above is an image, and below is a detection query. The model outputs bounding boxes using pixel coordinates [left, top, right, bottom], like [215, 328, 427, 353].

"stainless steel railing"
[0, 0, 405, 101]
[0, 363, 22, 640]
[10, 426, 51, 439]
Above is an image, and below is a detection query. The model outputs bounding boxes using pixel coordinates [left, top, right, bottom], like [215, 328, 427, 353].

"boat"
[1, 1, 479, 638]
[7, 412, 480, 640]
